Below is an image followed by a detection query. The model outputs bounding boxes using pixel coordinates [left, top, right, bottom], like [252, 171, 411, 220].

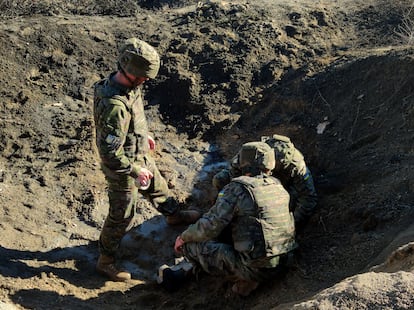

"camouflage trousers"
[99, 155, 177, 257]
[183, 241, 286, 282]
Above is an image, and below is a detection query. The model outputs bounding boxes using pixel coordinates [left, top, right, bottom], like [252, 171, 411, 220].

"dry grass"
[394, 2, 414, 45]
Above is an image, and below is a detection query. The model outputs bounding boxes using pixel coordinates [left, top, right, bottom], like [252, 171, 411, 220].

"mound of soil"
[0, 0, 413, 309]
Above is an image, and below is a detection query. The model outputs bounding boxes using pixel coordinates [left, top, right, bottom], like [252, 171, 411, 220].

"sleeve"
[292, 167, 318, 225]
[181, 183, 242, 242]
[96, 101, 140, 176]
[212, 152, 242, 190]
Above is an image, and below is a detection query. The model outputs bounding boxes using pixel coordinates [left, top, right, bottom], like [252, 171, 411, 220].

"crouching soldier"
[213, 134, 317, 231]
[172, 142, 297, 296]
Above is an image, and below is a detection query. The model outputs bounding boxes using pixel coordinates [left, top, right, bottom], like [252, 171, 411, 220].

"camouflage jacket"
[215, 134, 317, 224]
[93, 73, 149, 181]
[263, 134, 318, 222]
[181, 174, 297, 266]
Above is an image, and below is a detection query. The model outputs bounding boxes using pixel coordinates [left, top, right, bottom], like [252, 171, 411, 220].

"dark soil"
[0, 0, 413, 309]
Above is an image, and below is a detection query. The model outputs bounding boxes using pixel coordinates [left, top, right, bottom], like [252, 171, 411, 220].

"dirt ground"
[0, 0, 413, 309]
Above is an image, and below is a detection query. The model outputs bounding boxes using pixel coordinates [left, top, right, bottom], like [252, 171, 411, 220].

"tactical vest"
[231, 175, 297, 261]
[94, 76, 149, 165]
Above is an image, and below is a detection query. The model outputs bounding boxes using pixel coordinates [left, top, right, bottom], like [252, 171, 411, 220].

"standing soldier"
[93, 37, 200, 282]
[173, 142, 297, 296]
[213, 134, 317, 231]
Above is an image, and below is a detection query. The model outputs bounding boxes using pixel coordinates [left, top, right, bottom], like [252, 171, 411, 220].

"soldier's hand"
[148, 135, 155, 150]
[136, 168, 153, 189]
[174, 235, 185, 255]
[212, 169, 231, 191]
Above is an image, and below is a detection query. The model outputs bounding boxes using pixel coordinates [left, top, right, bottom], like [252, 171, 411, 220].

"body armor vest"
[231, 175, 297, 260]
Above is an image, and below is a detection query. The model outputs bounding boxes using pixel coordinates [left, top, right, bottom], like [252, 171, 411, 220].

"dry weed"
[394, 2, 414, 45]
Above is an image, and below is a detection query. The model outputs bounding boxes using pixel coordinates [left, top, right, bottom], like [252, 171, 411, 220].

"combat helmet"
[118, 38, 160, 78]
[239, 141, 275, 174]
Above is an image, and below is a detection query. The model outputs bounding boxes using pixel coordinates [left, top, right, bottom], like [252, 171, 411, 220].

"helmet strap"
[119, 65, 141, 88]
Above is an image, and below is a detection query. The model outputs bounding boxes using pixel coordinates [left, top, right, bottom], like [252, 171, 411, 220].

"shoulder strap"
[95, 78, 131, 111]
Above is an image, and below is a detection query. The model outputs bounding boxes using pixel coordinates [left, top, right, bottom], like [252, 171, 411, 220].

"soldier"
[213, 134, 317, 231]
[93, 37, 200, 282]
[173, 142, 297, 296]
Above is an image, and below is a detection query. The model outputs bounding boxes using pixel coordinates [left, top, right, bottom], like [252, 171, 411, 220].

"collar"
[107, 72, 132, 95]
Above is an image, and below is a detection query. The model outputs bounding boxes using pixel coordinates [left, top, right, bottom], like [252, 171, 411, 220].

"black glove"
[294, 207, 309, 234]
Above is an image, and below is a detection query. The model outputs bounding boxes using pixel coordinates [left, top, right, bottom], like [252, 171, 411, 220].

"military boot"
[157, 257, 194, 292]
[166, 209, 201, 226]
[96, 255, 131, 282]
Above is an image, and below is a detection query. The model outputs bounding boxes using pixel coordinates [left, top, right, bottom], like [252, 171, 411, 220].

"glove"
[294, 207, 309, 234]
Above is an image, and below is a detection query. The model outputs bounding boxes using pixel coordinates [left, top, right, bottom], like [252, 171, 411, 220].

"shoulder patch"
[105, 134, 122, 151]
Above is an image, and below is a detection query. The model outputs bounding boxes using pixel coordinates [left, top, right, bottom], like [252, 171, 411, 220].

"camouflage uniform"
[93, 73, 176, 257]
[181, 174, 297, 282]
[213, 134, 317, 229]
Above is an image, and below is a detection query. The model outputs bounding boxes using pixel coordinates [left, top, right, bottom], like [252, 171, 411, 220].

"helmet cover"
[118, 37, 160, 78]
[239, 141, 276, 172]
